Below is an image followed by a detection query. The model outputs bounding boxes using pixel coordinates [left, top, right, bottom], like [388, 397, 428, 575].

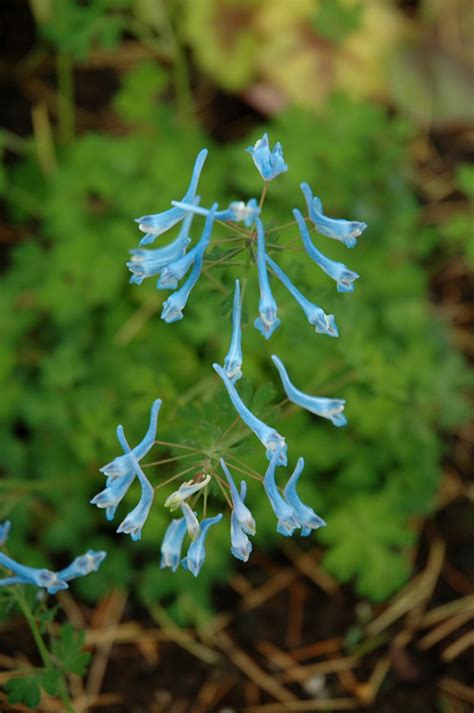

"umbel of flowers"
[0, 134, 367, 594]
[89, 134, 367, 577]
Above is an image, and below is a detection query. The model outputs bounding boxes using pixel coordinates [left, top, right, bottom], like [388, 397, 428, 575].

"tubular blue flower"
[301, 183, 367, 249]
[283, 458, 326, 536]
[245, 133, 288, 181]
[116, 467, 154, 541]
[115, 432, 155, 541]
[90, 470, 135, 522]
[127, 205, 198, 285]
[254, 218, 280, 339]
[271, 355, 347, 427]
[230, 482, 253, 562]
[263, 455, 299, 536]
[172, 198, 260, 227]
[294, 209, 360, 293]
[182, 513, 223, 577]
[135, 149, 208, 245]
[223, 280, 243, 382]
[160, 517, 188, 572]
[99, 399, 162, 483]
[157, 204, 217, 290]
[213, 363, 287, 465]
[57, 550, 107, 582]
[220, 459, 255, 535]
[0, 553, 68, 594]
[265, 255, 338, 337]
[180, 503, 200, 541]
[164, 475, 211, 511]
[161, 249, 204, 323]
[0, 521, 11, 546]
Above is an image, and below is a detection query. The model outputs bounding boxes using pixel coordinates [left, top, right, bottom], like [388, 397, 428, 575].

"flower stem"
[14, 588, 75, 713]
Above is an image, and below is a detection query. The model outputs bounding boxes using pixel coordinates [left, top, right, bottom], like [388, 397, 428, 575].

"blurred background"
[0, 1, 472, 711]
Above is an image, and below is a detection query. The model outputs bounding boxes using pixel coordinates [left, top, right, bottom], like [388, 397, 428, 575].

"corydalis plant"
[94, 134, 367, 575]
[0, 522, 106, 595]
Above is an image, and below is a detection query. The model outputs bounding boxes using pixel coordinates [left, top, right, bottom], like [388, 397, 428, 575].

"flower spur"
[230, 481, 253, 562]
[160, 517, 188, 572]
[301, 182, 367, 249]
[115, 431, 155, 541]
[294, 208, 360, 293]
[272, 355, 347, 427]
[220, 459, 255, 535]
[136, 149, 208, 245]
[181, 513, 223, 577]
[99, 399, 162, 483]
[127, 203, 198, 285]
[283, 457, 326, 536]
[254, 217, 280, 340]
[171, 198, 260, 228]
[265, 255, 338, 337]
[223, 279, 243, 383]
[213, 362, 287, 465]
[157, 204, 217, 290]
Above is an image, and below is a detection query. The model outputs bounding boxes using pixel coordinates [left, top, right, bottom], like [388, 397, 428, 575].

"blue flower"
[294, 209, 360, 293]
[164, 475, 211, 511]
[161, 249, 204, 323]
[220, 459, 255, 535]
[116, 453, 155, 541]
[182, 513, 223, 577]
[172, 198, 260, 228]
[230, 481, 253, 562]
[265, 255, 338, 337]
[271, 355, 347, 427]
[160, 517, 188, 572]
[0, 553, 68, 594]
[254, 218, 280, 339]
[135, 149, 208, 245]
[246, 133, 288, 182]
[127, 206, 197, 285]
[0, 521, 11, 546]
[99, 399, 162, 482]
[213, 363, 287, 465]
[90, 470, 135, 522]
[263, 454, 299, 536]
[283, 457, 326, 536]
[223, 280, 243, 383]
[180, 503, 200, 541]
[301, 183, 367, 249]
[157, 204, 217, 290]
[227, 199, 260, 227]
[57, 550, 107, 582]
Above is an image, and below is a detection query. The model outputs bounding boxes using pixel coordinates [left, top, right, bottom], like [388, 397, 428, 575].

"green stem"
[56, 50, 74, 143]
[14, 588, 75, 713]
[15, 588, 50, 668]
[259, 181, 269, 210]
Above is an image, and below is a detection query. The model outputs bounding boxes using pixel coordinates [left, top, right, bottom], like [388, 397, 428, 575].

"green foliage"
[5, 675, 42, 709]
[437, 164, 474, 267]
[38, 0, 133, 58]
[52, 624, 91, 675]
[0, 58, 470, 619]
[319, 494, 415, 600]
[313, 0, 363, 43]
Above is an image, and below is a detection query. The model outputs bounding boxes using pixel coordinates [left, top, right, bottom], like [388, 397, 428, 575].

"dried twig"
[213, 630, 298, 703]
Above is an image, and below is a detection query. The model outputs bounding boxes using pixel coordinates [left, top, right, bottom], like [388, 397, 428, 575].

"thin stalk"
[15, 588, 75, 713]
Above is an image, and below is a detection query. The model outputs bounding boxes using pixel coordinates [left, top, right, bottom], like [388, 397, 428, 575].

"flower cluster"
[87, 134, 368, 576]
[0, 522, 106, 595]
